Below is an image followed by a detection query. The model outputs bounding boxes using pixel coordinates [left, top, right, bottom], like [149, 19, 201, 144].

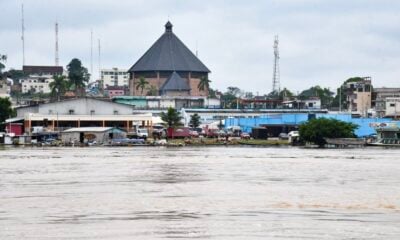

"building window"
[69, 109, 74, 115]
[90, 110, 95, 115]
[113, 110, 118, 115]
[390, 103, 395, 107]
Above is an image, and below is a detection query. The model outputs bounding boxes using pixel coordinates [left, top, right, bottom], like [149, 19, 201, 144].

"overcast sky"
[1, 0, 399, 94]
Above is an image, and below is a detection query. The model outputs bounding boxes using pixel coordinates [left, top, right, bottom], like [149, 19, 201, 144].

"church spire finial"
[165, 21, 173, 32]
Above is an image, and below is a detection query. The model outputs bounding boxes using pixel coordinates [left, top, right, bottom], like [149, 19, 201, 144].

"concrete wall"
[17, 105, 39, 118]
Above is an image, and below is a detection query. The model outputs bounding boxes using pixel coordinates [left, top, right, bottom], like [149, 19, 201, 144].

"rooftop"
[129, 21, 210, 73]
[23, 65, 63, 75]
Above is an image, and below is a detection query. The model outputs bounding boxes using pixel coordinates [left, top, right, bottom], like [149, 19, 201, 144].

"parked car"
[240, 132, 251, 139]
[206, 129, 219, 138]
[217, 130, 227, 137]
[189, 130, 199, 138]
[278, 132, 289, 140]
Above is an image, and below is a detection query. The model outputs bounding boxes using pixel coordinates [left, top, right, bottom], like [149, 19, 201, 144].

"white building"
[385, 97, 400, 118]
[101, 68, 129, 88]
[21, 66, 64, 94]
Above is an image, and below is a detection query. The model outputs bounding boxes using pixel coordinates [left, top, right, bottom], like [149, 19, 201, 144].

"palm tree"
[146, 85, 158, 96]
[49, 75, 68, 101]
[197, 76, 211, 92]
[135, 76, 149, 95]
[160, 107, 182, 139]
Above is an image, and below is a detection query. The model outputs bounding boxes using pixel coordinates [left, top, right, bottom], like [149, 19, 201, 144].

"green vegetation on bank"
[299, 118, 357, 147]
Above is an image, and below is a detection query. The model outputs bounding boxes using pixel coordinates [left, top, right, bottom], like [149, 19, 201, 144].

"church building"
[128, 21, 211, 97]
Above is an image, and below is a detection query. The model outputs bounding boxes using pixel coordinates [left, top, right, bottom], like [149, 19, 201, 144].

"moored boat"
[368, 122, 400, 147]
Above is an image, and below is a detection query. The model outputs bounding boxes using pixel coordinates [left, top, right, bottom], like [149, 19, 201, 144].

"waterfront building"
[21, 65, 64, 94]
[128, 21, 210, 97]
[373, 88, 400, 117]
[225, 113, 398, 138]
[100, 68, 129, 88]
[385, 97, 400, 119]
[14, 97, 153, 134]
[61, 127, 126, 145]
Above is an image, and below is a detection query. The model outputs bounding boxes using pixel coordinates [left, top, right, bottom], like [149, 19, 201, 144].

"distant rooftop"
[129, 21, 210, 73]
[23, 65, 63, 75]
[160, 71, 191, 92]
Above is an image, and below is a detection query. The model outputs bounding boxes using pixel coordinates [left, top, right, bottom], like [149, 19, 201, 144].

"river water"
[0, 146, 399, 239]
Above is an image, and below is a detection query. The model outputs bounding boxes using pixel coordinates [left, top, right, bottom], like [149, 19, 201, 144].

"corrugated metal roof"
[129, 22, 210, 73]
[23, 65, 63, 75]
[63, 127, 113, 133]
[160, 71, 191, 92]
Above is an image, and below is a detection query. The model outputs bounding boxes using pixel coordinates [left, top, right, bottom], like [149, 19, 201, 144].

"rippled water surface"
[1, 146, 400, 239]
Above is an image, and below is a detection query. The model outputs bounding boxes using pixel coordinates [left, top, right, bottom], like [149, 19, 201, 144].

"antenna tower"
[55, 21, 59, 66]
[272, 35, 280, 94]
[21, 4, 25, 66]
[98, 38, 102, 90]
[90, 30, 93, 81]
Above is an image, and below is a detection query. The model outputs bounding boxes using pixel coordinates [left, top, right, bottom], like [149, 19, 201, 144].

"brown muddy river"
[0, 146, 399, 239]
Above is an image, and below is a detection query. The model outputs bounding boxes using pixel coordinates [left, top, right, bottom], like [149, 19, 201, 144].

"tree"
[49, 75, 68, 101]
[299, 118, 357, 147]
[67, 58, 90, 96]
[244, 92, 254, 99]
[197, 76, 211, 92]
[299, 86, 334, 108]
[146, 85, 158, 96]
[208, 87, 217, 98]
[279, 88, 294, 100]
[189, 113, 201, 128]
[160, 107, 183, 128]
[221, 86, 242, 108]
[0, 54, 7, 79]
[0, 97, 15, 131]
[160, 107, 183, 139]
[136, 76, 149, 95]
[6, 69, 27, 85]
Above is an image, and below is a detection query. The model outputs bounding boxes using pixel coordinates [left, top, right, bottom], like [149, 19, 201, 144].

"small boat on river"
[368, 122, 400, 147]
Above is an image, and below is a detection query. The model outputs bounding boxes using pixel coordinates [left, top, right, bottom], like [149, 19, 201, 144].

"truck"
[167, 127, 190, 139]
[127, 127, 149, 140]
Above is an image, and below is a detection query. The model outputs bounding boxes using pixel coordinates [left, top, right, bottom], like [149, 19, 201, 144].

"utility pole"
[272, 35, 280, 95]
[21, 4, 25, 66]
[339, 85, 342, 112]
[90, 30, 93, 82]
[98, 38, 102, 92]
[55, 21, 59, 66]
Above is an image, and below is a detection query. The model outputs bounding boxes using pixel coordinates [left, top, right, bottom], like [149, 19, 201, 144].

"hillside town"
[1, 21, 400, 147]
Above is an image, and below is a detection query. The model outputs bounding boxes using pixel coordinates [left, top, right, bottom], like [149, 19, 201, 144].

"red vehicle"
[206, 128, 219, 138]
[167, 127, 190, 138]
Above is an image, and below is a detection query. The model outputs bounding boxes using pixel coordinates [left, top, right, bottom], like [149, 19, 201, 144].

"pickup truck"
[127, 128, 149, 140]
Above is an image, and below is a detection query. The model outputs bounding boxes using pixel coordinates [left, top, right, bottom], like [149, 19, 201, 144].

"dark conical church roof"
[129, 21, 210, 73]
[160, 71, 191, 92]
